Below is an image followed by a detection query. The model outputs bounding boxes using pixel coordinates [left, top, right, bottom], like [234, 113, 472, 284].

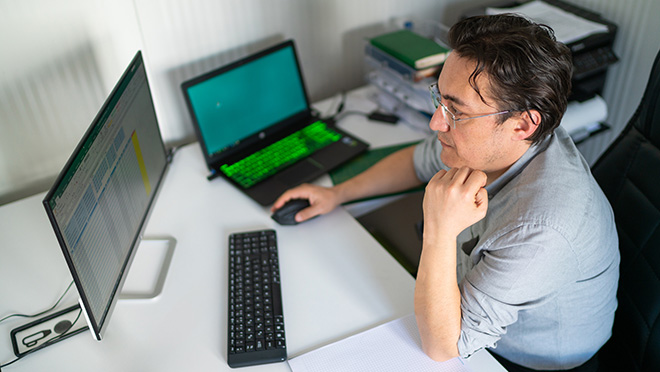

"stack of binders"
[365, 22, 451, 133]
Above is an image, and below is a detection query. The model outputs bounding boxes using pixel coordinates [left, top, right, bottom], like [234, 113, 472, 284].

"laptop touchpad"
[278, 160, 323, 187]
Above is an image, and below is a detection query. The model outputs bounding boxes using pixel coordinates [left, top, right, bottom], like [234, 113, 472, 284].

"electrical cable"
[0, 306, 83, 369]
[0, 281, 75, 325]
[320, 91, 350, 122]
[321, 91, 397, 124]
[0, 281, 77, 370]
[333, 91, 346, 118]
[333, 110, 370, 122]
[320, 91, 346, 120]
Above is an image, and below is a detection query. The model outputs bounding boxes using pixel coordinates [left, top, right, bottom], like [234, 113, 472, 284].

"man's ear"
[512, 109, 542, 141]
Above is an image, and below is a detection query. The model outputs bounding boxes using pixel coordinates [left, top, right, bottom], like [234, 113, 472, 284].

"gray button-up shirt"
[413, 127, 619, 370]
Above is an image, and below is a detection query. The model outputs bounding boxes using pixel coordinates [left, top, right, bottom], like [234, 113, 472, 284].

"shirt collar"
[485, 132, 553, 199]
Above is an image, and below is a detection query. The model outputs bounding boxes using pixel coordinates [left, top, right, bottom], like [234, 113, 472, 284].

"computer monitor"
[43, 51, 169, 341]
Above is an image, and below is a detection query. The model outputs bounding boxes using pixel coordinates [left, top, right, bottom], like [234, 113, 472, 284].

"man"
[272, 15, 619, 372]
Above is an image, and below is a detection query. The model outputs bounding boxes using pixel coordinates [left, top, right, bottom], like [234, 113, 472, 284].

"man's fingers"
[452, 166, 471, 181]
[465, 168, 488, 189]
[434, 167, 486, 190]
[271, 185, 309, 212]
[431, 167, 488, 208]
[271, 193, 293, 212]
[475, 187, 489, 209]
[295, 206, 317, 223]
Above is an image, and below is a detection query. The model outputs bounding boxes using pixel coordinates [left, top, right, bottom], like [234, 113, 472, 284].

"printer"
[462, 0, 618, 102]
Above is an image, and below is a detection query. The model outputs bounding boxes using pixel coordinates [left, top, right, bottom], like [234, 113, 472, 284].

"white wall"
[0, 0, 143, 203]
[1, 0, 659, 204]
[135, 0, 450, 145]
[0, 0, 450, 204]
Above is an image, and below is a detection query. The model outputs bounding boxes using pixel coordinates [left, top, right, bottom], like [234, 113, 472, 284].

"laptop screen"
[184, 42, 309, 158]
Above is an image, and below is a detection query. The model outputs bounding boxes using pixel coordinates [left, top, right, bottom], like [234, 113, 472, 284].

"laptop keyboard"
[228, 229, 287, 368]
[220, 121, 341, 188]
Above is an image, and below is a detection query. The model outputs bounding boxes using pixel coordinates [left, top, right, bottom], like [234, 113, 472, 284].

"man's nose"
[429, 108, 451, 132]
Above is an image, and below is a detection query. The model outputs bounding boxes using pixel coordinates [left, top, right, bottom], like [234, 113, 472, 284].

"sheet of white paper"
[288, 314, 473, 372]
[560, 94, 608, 135]
[486, 0, 609, 44]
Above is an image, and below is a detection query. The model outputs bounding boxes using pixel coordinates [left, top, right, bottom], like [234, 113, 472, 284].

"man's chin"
[440, 152, 457, 169]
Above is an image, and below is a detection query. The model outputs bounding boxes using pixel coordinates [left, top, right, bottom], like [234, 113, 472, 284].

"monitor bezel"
[43, 50, 170, 341]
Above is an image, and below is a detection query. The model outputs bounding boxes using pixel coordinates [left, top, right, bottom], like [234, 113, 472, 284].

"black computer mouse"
[271, 199, 311, 225]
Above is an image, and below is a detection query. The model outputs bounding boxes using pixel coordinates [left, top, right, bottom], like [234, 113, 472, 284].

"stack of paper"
[288, 314, 473, 372]
[560, 95, 608, 142]
[486, 0, 609, 44]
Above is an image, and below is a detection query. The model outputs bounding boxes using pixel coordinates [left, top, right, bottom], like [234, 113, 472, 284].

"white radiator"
[0, 43, 106, 203]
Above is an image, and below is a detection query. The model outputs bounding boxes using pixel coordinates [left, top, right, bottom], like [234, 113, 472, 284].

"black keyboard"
[220, 121, 341, 189]
[228, 229, 287, 368]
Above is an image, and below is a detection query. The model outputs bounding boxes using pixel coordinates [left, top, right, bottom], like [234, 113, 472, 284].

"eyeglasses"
[429, 83, 513, 128]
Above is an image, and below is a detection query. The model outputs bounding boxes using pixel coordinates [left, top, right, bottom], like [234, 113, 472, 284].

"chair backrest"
[592, 49, 660, 371]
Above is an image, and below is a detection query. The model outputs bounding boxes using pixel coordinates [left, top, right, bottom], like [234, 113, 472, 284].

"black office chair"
[592, 49, 660, 372]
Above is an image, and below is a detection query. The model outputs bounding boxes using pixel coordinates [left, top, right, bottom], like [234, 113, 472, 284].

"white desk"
[0, 86, 505, 371]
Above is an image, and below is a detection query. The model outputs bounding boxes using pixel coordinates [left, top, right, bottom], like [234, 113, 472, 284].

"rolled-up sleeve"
[456, 224, 579, 358]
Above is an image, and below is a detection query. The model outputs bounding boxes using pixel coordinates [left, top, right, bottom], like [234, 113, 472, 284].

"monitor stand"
[8, 236, 177, 357]
[120, 236, 176, 300]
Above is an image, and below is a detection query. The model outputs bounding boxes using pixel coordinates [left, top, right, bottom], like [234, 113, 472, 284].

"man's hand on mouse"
[271, 183, 342, 223]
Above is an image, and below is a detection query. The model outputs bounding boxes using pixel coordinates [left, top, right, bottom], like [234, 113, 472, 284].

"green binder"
[370, 29, 449, 70]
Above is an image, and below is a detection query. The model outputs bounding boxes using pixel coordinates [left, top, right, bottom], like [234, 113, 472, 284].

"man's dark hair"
[448, 14, 572, 144]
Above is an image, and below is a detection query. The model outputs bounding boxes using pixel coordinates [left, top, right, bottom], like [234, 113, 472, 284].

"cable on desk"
[320, 91, 398, 124]
[322, 91, 369, 122]
[333, 110, 370, 122]
[0, 281, 75, 325]
[321, 91, 371, 123]
[0, 306, 83, 369]
[0, 281, 76, 369]
[319, 91, 346, 121]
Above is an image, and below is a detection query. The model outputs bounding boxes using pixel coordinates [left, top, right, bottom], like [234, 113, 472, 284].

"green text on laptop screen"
[187, 46, 308, 157]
